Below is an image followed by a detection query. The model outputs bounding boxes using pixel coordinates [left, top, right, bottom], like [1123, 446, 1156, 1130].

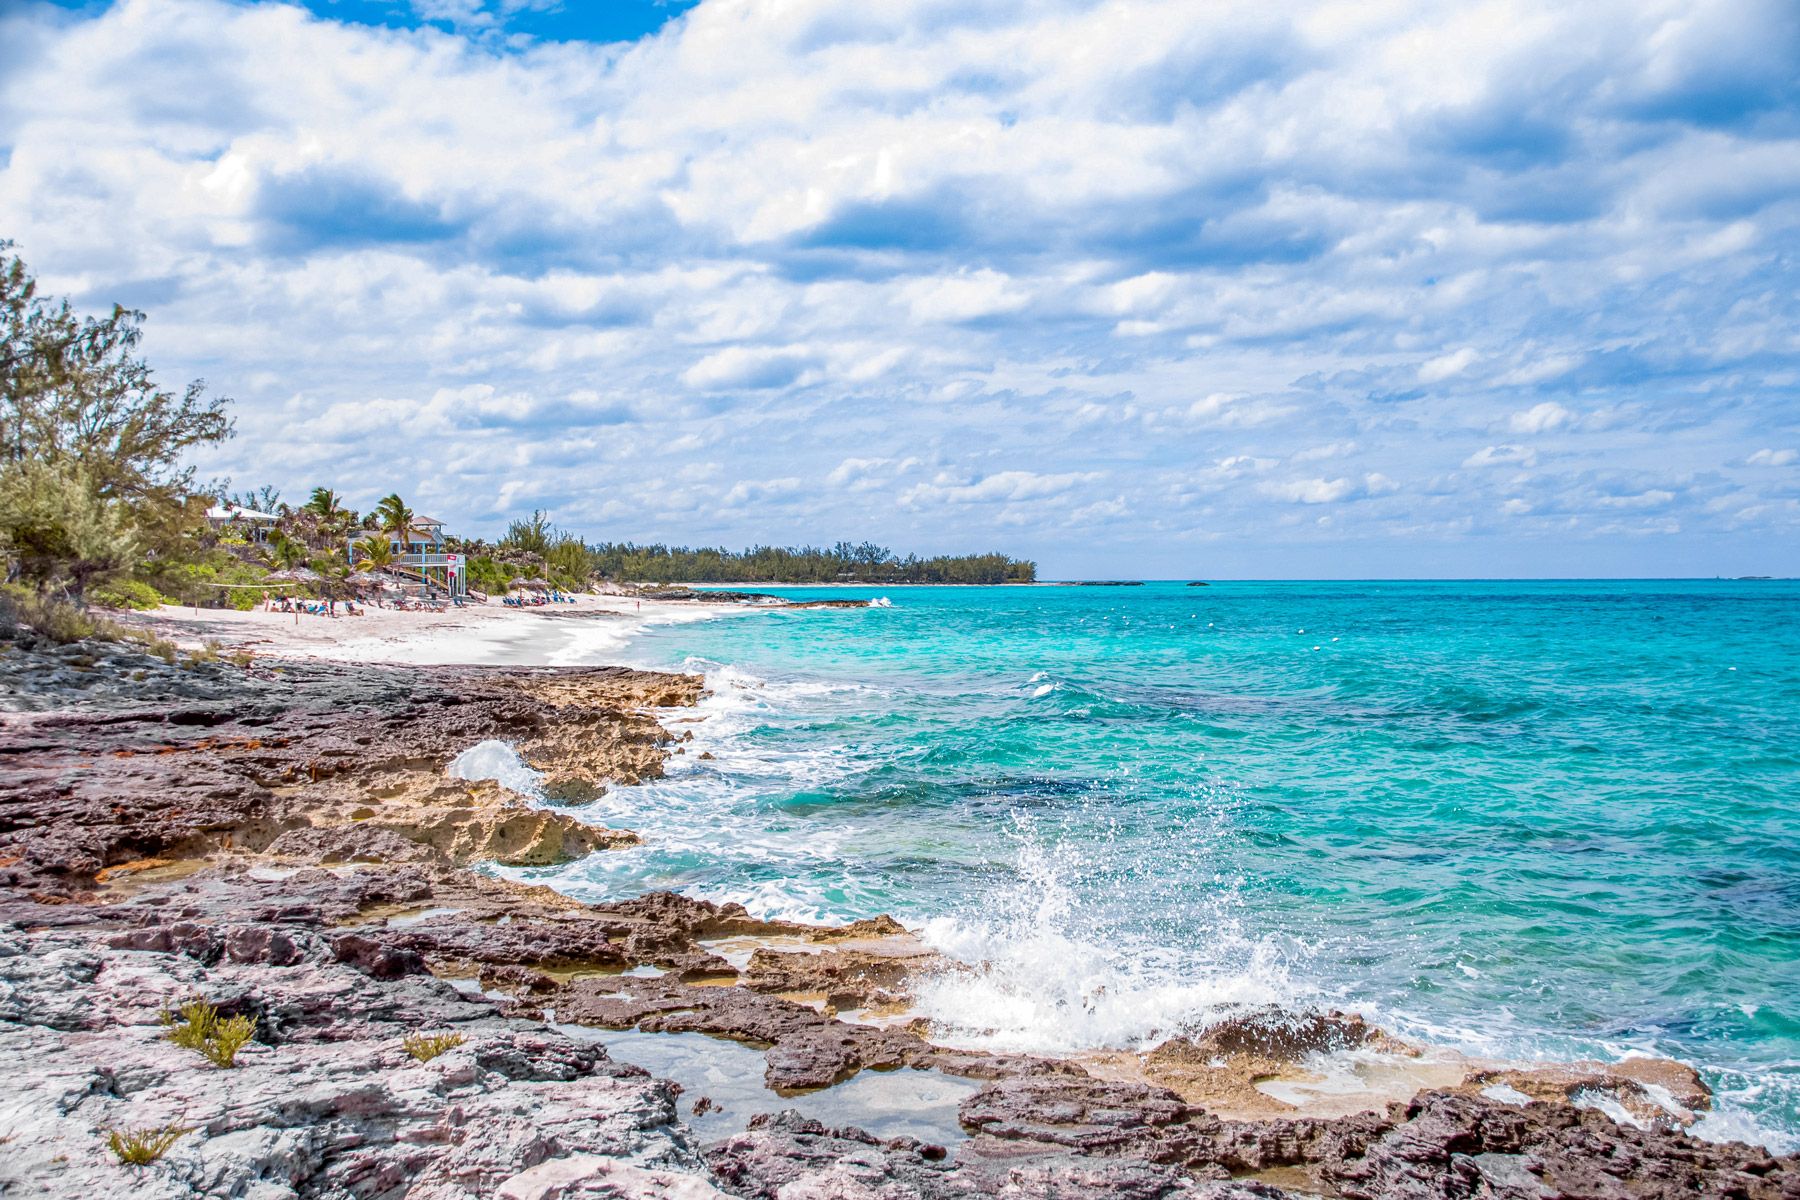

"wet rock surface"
[2, 631, 1795, 1198]
[0, 650, 693, 897]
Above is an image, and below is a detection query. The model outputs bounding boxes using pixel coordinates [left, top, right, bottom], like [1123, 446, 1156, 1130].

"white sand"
[118, 593, 752, 668]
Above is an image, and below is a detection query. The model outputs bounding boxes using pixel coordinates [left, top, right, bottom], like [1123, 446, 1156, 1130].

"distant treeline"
[584, 541, 1036, 585]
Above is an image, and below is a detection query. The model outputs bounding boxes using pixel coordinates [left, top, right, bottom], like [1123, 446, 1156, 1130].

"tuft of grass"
[120, 629, 178, 663]
[403, 1031, 466, 1062]
[183, 639, 251, 668]
[105, 1124, 192, 1166]
[0, 589, 129, 645]
[161, 999, 256, 1068]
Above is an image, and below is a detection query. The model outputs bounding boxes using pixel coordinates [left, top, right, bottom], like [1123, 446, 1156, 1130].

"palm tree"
[305, 487, 340, 519]
[353, 536, 394, 572]
[263, 530, 307, 570]
[374, 493, 415, 557]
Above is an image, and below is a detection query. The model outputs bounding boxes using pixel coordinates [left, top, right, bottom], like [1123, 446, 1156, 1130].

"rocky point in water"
[1, 621, 1794, 1198]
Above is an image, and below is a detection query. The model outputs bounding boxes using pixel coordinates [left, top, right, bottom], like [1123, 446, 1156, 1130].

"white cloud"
[825, 456, 918, 490]
[1509, 402, 1577, 434]
[0, 0, 1794, 574]
[899, 270, 1030, 323]
[901, 470, 1100, 507]
[1463, 444, 1537, 469]
[1262, 477, 1355, 504]
[1290, 441, 1357, 463]
[1418, 347, 1479, 384]
[722, 476, 804, 505]
[682, 346, 816, 391]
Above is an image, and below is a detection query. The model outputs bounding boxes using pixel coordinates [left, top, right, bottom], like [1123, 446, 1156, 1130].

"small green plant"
[122, 629, 179, 663]
[186, 638, 253, 667]
[403, 1031, 466, 1062]
[161, 999, 256, 1068]
[105, 1124, 192, 1166]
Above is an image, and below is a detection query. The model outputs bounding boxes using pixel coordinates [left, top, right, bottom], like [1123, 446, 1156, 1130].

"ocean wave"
[911, 824, 1306, 1054]
[448, 739, 544, 801]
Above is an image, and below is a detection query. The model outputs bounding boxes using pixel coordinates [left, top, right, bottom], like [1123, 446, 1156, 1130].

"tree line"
[582, 541, 1035, 584]
[0, 243, 1034, 622]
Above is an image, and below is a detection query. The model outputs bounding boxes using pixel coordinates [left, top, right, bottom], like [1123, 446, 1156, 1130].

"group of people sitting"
[266, 594, 363, 617]
[502, 589, 576, 608]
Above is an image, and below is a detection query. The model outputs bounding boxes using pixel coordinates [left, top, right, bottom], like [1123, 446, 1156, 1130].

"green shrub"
[162, 999, 256, 1068]
[403, 1031, 466, 1062]
[105, 1124, 192, 1166]
[0, 589, 127, 644]
[467, 555, 510, 596]
[88, 578, 169, 611]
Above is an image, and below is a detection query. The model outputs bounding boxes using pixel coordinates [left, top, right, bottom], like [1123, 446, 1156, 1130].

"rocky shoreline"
[1, 629, 1794, 1198]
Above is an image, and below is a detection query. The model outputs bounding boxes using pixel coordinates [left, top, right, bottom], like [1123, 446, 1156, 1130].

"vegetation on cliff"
[0, 241, 231, 603]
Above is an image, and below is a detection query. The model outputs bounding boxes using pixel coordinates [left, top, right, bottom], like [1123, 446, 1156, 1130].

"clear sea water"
[501, 580, 1800, 1149]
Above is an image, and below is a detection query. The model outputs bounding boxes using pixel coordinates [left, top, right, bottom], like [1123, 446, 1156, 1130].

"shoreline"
[114, 592, 758, 667]
[1, 617, 1794, 1196]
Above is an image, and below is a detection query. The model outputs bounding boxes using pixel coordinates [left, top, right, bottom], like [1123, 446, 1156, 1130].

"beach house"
[348, 515, 468, 598]
[205, 503, 279, 545]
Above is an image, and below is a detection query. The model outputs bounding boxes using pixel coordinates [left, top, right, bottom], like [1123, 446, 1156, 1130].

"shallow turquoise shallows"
[508, 580, 1800, 1148]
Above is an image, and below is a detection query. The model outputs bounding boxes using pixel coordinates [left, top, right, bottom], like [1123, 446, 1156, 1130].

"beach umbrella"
[508, 576, 530, 590]
[528, 577, 553, 589]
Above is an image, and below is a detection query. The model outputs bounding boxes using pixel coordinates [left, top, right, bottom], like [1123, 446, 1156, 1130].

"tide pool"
[502, 579, 1800, 1149]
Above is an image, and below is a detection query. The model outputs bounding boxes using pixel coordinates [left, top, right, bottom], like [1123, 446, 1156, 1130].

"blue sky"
[3, 0, 1797, 577]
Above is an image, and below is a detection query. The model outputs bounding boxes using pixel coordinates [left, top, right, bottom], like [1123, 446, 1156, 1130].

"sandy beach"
[113, 592, 755, 668]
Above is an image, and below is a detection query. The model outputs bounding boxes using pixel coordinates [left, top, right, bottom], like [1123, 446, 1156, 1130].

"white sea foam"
[501, 656, 900, 922]
[448, 739, 544, 801]
[1693, 1105, 1800, 1155]
[911, 834, 1302, 1054]
[1572, 1087, 1647, 1129]
[1688, 1068, 1800, 1154]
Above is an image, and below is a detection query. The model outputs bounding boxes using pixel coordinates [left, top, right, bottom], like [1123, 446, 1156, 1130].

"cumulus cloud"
[682, 346, 815, 391]
[1419, 348, 1479, 384]
[1509, 402, 1577, 434]
[1262, 477, 1356, 505]
[901, 470, 1100, 507]
[1463, 444, 1537, 469]
[1, 0, 1796, 575]
[826, 456, 919, 490]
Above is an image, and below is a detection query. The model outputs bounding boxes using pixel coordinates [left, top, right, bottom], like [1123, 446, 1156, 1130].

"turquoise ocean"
[503, 580, 1800, 1149]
